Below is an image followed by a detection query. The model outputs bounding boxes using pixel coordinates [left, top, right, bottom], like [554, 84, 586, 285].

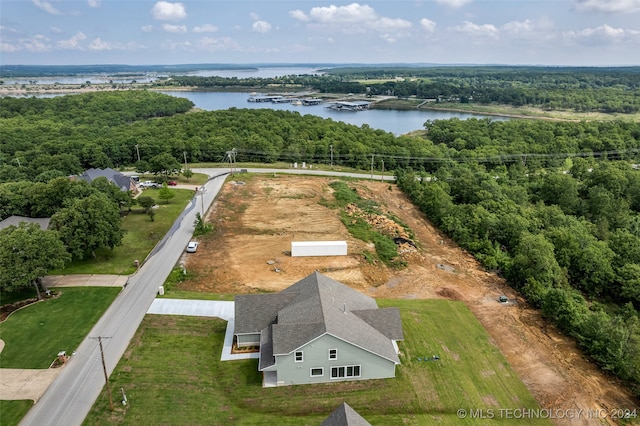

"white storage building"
[291, 241, 348, 257]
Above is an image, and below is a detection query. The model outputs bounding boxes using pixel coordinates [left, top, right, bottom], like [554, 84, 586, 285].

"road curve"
[20, 174, 228, 426]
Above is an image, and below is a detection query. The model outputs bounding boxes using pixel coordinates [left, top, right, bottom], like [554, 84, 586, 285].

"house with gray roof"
[234, 272, 403, 387]
[79, 168, 136, 192]
[321, 402, 372, 426]
[0, 216, 51, 230]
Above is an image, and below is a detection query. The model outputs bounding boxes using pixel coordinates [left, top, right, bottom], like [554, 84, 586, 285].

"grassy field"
[50, 188, 196, 275]
[0, 287, 121, 369]
[85, 299, 548, 425]
[0, 400, 33, 426]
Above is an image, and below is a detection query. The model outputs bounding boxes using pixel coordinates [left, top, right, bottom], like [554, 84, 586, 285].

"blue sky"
[1, 0, 639, 66]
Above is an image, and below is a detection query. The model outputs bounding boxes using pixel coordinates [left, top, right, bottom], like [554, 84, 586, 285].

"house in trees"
[79, 168, 136, 192]
[234, 272, 403, 387]
[0, 216, 51, 230]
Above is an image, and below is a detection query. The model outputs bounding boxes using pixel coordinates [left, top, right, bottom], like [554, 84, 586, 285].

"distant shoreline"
[2, 82, 635, 122]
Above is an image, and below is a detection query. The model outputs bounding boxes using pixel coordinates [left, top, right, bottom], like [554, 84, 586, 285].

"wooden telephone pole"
[90, 336, 114, 411]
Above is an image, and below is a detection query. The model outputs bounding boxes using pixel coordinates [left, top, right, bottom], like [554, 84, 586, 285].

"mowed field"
[85, 299, 545, 425]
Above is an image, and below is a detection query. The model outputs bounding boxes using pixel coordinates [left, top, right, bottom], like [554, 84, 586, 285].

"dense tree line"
[3, 92, 639, 186]
[396, 158, 640, 395]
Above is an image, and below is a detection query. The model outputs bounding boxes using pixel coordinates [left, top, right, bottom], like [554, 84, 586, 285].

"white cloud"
[32, 0, 61, 15]
[1, 42, 20, 52]
[56, 31, 87, 49]
[376, 17, 412, 31]
[564, 24, 640, 44]
[252, 20, 272, 33]
[163, 24, 187, 33]
[88, 37, 111, 50]
[141, 25, 154, 32]
[21, 34, 51, 52]
[306, 3, 377, 23]
[162, 40, 192, 50]
[435, 0, 473, 9]
[151, 1, 187, 21]
[289, 10, 309, 22]
[1, 25, 19, 34]
[289, 3, 411, 41]
[88, 0, 101, 8]
[420, 18, 437, 32]
[88, 38, 144, 51]
[574, 0, 640, 13]
[193, 24, 218, 33]
[451, 21, 499, 39]
[196, 36, 240, 52]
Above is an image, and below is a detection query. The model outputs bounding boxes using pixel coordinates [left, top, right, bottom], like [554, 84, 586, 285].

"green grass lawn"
[84, 299, 548, 425]
[0, 287, 121, 369]
[51, 189, 196, 275]
[0, 400, 33, 426]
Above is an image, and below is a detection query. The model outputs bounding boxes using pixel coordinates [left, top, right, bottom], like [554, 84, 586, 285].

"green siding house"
[234, 272, 403, 387]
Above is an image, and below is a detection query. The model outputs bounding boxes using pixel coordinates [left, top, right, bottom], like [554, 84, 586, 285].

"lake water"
[160, 91, 506, 135]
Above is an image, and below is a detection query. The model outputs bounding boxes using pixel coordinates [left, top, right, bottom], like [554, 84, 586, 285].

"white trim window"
[294, 351, 303, 362]
[310, 367, 324, 377]
[328, 348, 338, 360]
[330, 365, 361, 379]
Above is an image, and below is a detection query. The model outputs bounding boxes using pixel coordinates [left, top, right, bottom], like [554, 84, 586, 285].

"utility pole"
[200, 187, 206, 218]
[381, 159, 384, 182]
[134, 144, 140, 162]
[330, 144, 333, 169]
[183, 151, 188, 172]
[370, 154, 375, 179]
[90, 336, 114, 411]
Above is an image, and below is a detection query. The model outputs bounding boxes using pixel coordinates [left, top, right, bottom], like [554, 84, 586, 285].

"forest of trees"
[1, 89, 639, 393]
[158, 66, 640, 113]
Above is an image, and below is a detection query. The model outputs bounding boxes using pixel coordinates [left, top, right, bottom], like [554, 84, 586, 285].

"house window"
[310, 367, 324, 377]
[330, 365, 361, 379]
[328, 349, 338, 360]
[295, 351, 303, 362]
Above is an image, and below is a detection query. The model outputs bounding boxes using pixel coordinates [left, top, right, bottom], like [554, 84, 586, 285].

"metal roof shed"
[291, 241, 347, 257]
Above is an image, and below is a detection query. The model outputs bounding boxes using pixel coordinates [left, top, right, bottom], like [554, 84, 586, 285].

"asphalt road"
[195, 166, 395, 182]
[20, 167, 387, 425]
[20, 173, 227, 426]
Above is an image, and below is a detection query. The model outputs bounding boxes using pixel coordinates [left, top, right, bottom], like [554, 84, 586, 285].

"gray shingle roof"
[235, 272, 403, 367]
[80, 168, 133, 192]
[0, 216, 51, 230]
[321, 402, 372, 426]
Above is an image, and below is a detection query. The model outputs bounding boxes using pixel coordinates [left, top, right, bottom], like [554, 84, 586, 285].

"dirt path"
[182, 176, 638, 425]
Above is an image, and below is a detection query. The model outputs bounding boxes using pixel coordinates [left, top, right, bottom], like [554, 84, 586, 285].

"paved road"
[20, 167, 382, 425]
[20, 173, 228, 426]
[192, 166, 395, 182]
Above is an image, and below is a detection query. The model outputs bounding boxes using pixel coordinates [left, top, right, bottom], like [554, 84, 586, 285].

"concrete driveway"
[147, 299, 258, 361]
[42, 275, 128, 288]
[0, 369, 62, 402]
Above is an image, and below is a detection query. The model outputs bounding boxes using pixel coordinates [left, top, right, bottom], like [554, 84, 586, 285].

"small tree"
[158, 183, 175, 204]
[193, 212, 213, 236]
[182, 168, 194, 181]
[137, 196, 156, 213]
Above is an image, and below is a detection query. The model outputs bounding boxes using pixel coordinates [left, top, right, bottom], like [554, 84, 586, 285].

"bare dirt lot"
[182, 175, 638, 425]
